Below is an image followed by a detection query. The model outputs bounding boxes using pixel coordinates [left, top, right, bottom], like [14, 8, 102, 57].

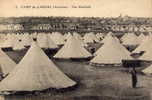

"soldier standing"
[130, 67, 137, 88]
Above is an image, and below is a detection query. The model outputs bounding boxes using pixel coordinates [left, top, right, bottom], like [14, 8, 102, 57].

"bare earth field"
[3, 50, 152, 100]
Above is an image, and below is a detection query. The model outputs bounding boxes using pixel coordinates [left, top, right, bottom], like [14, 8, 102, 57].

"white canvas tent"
[83, 32, 99, 43]
[30, 32, 37, 39]
[0, 49, 16, 76]
[54, 36, 92, 59]
[95, 33, 122, 55]
[0, 34, 15, 48]
[132, 36, 152, 54]
[0, 34, 6, 44]
[64, 33, 67, 39]
[50, 32, 65, 45]
[138, 33, 146, 43]
[47, 34, 59, 49]
[100, 32, 119, 44]
[142, 64, 152, 74]
[37, 33, 47, 48]
[73, 32, 82, 40]
[64, 32, 72, 40]
[73, 33, 87, 47]
[0, 42, 76, 92]
[96, 33, 104, 40]
[121, 33, 140, 46]
[139, 46, 152, 61]
[90, 35, 133, 64]
[21, 33, 33, 47]
[37, 34, 58, 49]
[17, 33, 24, 40]
[12, 39, 25, 51]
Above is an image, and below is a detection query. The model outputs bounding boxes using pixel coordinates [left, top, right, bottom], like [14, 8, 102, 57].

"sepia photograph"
[0, 0, 152, 100]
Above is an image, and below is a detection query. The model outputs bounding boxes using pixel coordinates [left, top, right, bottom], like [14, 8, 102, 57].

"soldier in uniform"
[0, 66, 3, 81]
[130, 67, 137, 88]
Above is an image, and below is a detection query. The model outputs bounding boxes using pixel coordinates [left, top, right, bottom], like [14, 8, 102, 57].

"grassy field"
[3, 50, 152, 100]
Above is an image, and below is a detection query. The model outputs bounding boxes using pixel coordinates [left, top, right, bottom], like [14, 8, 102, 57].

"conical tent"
[50, 32, 65, 45]
[37, 33, 58, 49]
[0, 34, 6, 44]
[96, 33, 104, 40]
[0, 49, 16, 76]
[90, 35, 133, 64]
[12, 38, 25, 51]
[148, 32, 152, 36]
[54, 36, 92, 59]
[121, 33, 140, 46]
[73, 33, 87, 47]
[120, 33, 128, 41]
[132, 36, 152, 53]
[0, 42, 76, 92]
[142, 64, 152, 74]
[83, 32, 99, 43]
[0, 34, 15, 48]
[95, 33, 123, 55]
[47, 34, 59, 49]
[96, 33, 100, 38]
[73, 32, 82, 40]
[138, 33, 146, 43]
[100, 32, 119, 44]
[17, 33, 24, 40]
[30, 32, 37, 39]
[139, 46, 152, 61]
[65, 32, 72, 40]
[21, 33, 33, 46]
[63, 33, 67, 39]
[37, 33, 48, 48]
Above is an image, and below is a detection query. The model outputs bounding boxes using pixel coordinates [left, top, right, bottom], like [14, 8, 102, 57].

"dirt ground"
[3, 50, 152, 100]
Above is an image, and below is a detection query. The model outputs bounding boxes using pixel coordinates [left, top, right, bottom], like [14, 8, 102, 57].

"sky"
[0, 0, 151, 17]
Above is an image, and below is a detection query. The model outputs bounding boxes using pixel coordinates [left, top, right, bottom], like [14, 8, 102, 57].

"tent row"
[0, 32, 102, 50]
[54, 32, 152, 75]
[0, 32, 149, 51]
[1, 32, 151, 65]
[0, 33, 61, 50]
[54, 32, 152, 66]
[1, 32, 151, 64]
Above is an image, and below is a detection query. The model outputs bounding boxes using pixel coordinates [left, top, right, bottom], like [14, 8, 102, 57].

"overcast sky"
[0, 0, 151, 17]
